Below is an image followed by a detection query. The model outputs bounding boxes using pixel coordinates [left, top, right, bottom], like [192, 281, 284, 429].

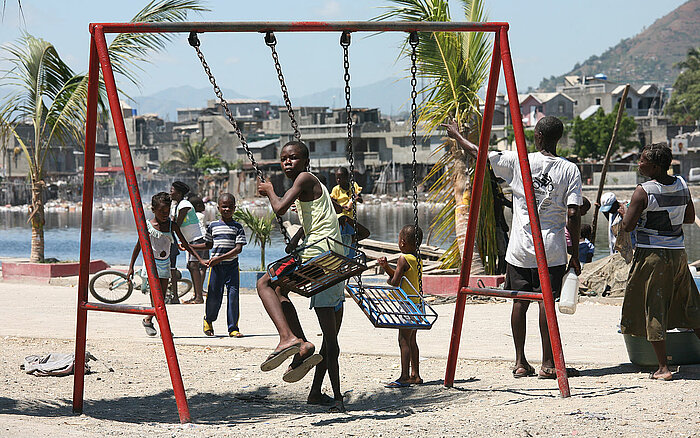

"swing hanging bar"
[89, 21, 509, 34]
[188, 31, 291, 244]
[264, 31, 301, 141]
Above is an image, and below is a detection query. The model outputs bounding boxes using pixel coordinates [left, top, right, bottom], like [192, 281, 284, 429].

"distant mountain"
[537, 0, 700, 91]
[130, 77, 412, 120]
[129, 85, 248, 119]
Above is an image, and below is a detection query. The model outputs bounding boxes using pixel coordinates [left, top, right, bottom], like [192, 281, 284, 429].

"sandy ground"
[1, 277, 699, 437]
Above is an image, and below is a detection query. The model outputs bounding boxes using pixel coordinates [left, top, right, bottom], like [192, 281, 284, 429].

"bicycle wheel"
[89, 270, 134, 304]
[176, 277, 193, 298]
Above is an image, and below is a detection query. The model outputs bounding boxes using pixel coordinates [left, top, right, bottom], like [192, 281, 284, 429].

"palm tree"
[233, 208, 274, 270]
[162, 137, 217, 174]
[0, 0, 207, 262]
[376, 0, 498, 273]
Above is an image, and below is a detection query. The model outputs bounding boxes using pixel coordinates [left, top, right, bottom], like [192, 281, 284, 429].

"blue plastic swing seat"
[345, 282, 438, 330]
[268, 237, 367, 298]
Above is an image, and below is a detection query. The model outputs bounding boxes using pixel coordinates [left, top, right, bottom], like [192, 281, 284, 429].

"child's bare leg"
[278, 288, 307, 341]
[187, 261, 204, 303]
[396, 329, 412, 383]
[314, 307, 344, 411]
[650, 339, 672, 380]
[511, 299, 531, 374]
[256, 273, 307, 351]
[407, 329, 422, 384]
[145, 278, 169, 326]
[537, 301, 554, 370]
[278, 288, 316, 361]
[308, 306, 343, 405]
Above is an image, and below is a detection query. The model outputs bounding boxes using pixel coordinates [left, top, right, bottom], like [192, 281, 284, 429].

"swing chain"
[341, 31, 362, 289]
[265, 32, 301, 141]
[409, 31, 423, 296]
[188, 31, 291, 244]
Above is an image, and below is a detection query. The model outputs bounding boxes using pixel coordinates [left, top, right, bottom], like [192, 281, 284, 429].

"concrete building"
[557, 76, 665, 119]
[515, 92, 576, 127]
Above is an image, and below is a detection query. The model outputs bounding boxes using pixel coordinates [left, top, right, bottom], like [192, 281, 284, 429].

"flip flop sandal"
[142, 319, 157, 337]
[282, 353, 323, 383]
[537, 367, 557, 380]
[384, 380, 412, 388]
[260, 344, 301, 372]
[649, 372, 672, 381]
[328, 400, 346, 413]
[512, 365, 535, 378]
[307, 394, 336, 406]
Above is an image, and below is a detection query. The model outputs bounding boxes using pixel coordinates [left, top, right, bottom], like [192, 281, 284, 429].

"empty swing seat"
[268, 237, 367, 298]
[346, 281, 438, 330]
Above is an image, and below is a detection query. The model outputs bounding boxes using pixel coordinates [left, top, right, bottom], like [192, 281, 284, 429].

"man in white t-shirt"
[443, 116, 582, 380]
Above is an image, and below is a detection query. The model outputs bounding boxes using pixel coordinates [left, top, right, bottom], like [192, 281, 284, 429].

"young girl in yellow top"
[377, 224, 424, 388]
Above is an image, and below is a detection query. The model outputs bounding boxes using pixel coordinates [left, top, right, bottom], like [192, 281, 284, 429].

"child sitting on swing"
[330, 166, 370, 247]
[256, 140, 347, 412]
[377, 224, 424, 388]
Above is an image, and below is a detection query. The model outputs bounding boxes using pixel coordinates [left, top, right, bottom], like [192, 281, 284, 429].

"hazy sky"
[0, 0, 688, 98]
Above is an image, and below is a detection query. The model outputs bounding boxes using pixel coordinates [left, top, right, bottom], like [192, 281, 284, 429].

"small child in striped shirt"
[191, 193, 247, 337]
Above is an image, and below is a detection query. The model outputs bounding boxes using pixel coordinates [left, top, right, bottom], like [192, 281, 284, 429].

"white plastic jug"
[558, 268, 579, 314]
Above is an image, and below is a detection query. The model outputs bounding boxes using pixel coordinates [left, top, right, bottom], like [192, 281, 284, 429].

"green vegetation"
[233, 208, 274, 270]
[162, 138, 227, 175]
[377, 0, 498, 273]
[0, 0, 207, 262]
[572, 105, 638, 158]
[666, 48, 700, 125]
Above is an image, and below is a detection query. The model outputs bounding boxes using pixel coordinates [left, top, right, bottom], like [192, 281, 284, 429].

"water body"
[3, 198, 700, 270]
[0, 202, 442, 271]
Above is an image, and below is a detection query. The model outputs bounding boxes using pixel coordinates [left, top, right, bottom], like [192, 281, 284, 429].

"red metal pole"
[499, 29, 570, 397]
[443, 29, 502, 388]
[93, 26, 192, 422]
[72, 34, 100, 415]
[89, 21, 510, 34]
[81, 302, 157, 315]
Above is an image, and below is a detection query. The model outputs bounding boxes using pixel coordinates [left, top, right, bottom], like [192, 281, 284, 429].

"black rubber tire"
[176, 277, 193, 298]
[89, 270, 134, 304]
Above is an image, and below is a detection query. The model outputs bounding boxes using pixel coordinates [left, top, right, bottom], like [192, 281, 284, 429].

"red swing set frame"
[73, 20, 569, 425]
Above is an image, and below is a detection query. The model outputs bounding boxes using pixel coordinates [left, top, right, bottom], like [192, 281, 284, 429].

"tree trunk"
[260, 241, 266, 271]
[29, 180, 45, 263]
[452, 147, 485, 275]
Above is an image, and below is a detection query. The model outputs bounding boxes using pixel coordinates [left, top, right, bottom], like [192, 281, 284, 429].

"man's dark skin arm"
[566, 205, 581, 275]
[442, 119, 478, 157]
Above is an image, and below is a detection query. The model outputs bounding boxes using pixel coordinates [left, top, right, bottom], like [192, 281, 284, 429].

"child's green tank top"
[294, 173, 343, 260]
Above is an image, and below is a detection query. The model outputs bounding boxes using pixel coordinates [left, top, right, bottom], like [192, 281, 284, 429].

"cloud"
[225, 57, 239, 65]
[315, 1, 341, 19]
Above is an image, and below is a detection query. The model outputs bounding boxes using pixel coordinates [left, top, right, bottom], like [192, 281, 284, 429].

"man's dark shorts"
[505, 262, 567, 301]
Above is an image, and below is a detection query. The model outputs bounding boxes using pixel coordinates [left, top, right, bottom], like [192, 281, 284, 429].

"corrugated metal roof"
[238, 138, 278, 150]
[580, 105, 601, 120]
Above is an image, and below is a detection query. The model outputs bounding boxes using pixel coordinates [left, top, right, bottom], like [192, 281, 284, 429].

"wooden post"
[590, 84, 631, 246]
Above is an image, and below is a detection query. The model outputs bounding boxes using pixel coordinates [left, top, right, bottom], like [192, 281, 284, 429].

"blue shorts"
[140, 257, 171, 280]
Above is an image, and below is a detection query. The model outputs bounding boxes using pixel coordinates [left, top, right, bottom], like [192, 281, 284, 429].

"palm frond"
[377, 0, 496, 271]
[108, 0, 209, 89]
